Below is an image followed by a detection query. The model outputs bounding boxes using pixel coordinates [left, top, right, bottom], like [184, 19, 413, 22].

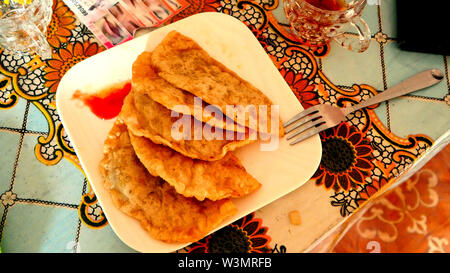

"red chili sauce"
[72, 82, 131, 120]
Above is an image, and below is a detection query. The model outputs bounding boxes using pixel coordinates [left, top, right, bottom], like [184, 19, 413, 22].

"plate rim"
[55, 12, 322, 253]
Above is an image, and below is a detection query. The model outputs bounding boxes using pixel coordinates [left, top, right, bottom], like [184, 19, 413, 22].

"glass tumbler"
[284, 0, 371, 52]
[0, 0, 53, 59]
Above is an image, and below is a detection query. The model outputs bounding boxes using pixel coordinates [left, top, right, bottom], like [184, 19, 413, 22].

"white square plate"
[56, 13, 322, 253]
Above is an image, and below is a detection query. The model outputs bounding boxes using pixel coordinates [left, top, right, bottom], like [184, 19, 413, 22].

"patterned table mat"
[0, 0, 449, 252]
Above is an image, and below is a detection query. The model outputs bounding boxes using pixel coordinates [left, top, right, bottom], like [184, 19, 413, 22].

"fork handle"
[342, 69, 444, 116]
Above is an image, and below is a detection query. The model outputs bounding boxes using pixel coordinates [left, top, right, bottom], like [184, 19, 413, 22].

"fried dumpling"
[99, 121, 237, 243]
[132, 51, 246, 133]
[150, 31, 284, 137]
[128, 130, 261, 201]
[120, 88, 255, 161]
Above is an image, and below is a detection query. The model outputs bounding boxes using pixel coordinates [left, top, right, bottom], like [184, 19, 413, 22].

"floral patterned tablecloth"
[0, 0, 449, 253]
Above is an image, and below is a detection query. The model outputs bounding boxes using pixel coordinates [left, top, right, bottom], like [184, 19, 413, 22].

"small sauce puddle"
[72, 81, 131, 120]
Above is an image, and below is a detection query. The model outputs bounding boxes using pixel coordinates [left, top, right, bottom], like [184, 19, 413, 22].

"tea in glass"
[284, 0, 371, 52]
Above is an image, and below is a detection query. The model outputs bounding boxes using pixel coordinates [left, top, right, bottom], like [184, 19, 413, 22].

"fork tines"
[283, 106, 326, 145]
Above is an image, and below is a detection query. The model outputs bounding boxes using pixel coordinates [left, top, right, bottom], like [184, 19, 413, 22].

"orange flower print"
[46, 0, 77, 48]
[188, 213, 271, 253]
[280, 68, 319, 109]
[312, 122, 374, 192]
[358, 176, 389, 205]
[44, 41, 103, 93]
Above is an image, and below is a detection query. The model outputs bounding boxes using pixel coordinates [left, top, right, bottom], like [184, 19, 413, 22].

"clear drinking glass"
[0, 0, 53, 59]
[283, 0, 371, 52]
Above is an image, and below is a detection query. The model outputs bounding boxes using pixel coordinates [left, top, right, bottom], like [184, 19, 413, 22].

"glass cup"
[283, 0, 371, 52]
[0, 0, 53, 59]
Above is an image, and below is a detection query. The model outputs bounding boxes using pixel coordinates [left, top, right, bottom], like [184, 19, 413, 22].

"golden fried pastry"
[132, 52, 246, 133]
[150, 31, 284, 137]
[128, 131, 261, 201]
[99, 122, 237, 243]
[120, 88, 255, 161]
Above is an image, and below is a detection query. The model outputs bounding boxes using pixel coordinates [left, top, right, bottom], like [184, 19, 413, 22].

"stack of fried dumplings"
[99, 31, 284, 244]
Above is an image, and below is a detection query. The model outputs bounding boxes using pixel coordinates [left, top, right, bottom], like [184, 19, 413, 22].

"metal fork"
[284, 69, 444, 145]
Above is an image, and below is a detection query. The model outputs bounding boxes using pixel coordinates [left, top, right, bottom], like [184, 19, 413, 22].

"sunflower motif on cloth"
[188, 213, 271, 253]
[46, 0, 77, 48]
[312, 122, 374, 192]
[280, 68, 319, 109]
[44, 41, 104, 93]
